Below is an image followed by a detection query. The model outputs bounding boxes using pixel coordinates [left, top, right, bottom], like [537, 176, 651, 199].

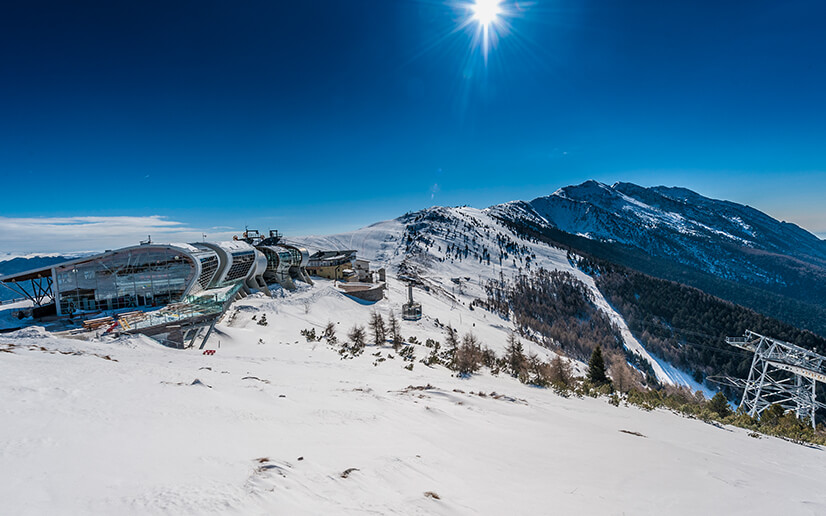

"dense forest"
[574, 254, 826, 397]
[473, 268, 623, 362]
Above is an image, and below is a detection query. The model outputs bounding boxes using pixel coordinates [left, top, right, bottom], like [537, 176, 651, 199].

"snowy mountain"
[518, 180, 826, 280]
[486, 181, 826, 336]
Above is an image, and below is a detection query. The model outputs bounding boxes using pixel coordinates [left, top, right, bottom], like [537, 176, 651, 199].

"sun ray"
[463, 0, 507, 63]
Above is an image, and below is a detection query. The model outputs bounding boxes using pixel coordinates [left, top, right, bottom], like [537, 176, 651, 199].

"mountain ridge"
[481, 180, 826, 336]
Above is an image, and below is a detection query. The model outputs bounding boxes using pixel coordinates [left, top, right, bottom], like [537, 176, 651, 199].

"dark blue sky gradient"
[2, 0, 825, 237]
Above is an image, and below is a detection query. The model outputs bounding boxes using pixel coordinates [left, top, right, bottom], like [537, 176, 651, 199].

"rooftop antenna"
[260, 229, 282, 246]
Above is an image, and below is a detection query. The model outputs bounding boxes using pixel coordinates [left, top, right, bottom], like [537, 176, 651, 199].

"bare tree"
[527, 352, 551, 386]
[548, 355, 574, 387]
[607, 350, 642, 393]
[455, 332, 483, 375]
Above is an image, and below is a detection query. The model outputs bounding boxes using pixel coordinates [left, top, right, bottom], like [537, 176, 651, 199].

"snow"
[167, 242, 207, 254]
[213, 240, 256, 253]
[0, 252, 65, 263]
[298, 218, 407, 268]
[2, 293, 825, 515]
[649, 353, 718, 399]
[520, 181, 826, 288]
[587, 291, 679, 386]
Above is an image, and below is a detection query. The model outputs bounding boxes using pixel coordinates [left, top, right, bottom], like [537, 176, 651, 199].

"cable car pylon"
[710, 330, 826, 429]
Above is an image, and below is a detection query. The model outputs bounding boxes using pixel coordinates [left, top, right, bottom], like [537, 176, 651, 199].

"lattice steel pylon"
[711, 330, 826, 429]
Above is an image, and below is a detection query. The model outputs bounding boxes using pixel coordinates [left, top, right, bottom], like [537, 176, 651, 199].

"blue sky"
[1, 0, 825, 252]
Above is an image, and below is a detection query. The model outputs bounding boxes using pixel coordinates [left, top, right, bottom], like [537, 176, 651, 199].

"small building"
[306, 250, 358, 281]
[338, 282, 386, 302]
[354, 259, 372, 282]
[402, 284, 422, 321]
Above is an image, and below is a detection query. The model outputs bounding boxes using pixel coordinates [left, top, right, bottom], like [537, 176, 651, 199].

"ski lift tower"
[711, 330, 826, 429]
[401, 284, 422, 321]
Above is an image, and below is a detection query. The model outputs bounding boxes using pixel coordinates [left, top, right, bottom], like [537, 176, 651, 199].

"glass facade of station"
[55, 247, 197, 314]
[223, 250, 256, 282]
[260, 246, 294, 273]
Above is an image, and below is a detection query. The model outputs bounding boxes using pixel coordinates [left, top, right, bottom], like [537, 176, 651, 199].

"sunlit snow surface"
[2, 291, 826, 515]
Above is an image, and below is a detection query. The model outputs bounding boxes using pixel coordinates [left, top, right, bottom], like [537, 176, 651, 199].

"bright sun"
[471, 0, 503, 27]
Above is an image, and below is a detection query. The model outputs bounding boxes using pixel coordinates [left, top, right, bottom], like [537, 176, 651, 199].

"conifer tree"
[387, 310, 403, 351]
[587, 345, 609, 386]
[369, 311, 386, 346]
[442, 324, 460, 369]
[348, 325, 366, 353]
[445, 324, 460, 350]
[505, 332, 528, 380]
[323, 321, 337, 344]
[709, 392, 731, 418]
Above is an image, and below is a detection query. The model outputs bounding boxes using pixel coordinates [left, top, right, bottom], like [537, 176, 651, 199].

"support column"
[741, 341, 762, 412]
[52, 267, 61, 315]
[187, 328, 200, 349]
[749, 359, 770, 418]
[813, 380, 818, 430]
[199, 320, 217, 350]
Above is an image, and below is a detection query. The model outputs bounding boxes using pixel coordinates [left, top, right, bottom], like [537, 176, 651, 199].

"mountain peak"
[484, 181, 826, 290]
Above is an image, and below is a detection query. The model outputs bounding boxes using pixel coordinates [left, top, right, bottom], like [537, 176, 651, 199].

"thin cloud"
[0, 216, 236, 254]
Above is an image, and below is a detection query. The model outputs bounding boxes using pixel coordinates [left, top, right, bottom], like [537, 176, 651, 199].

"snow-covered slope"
[2, 293, 825, 515]
[296, 206, 695, 389]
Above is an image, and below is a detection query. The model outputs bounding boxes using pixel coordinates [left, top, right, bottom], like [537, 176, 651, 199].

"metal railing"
[117, 283, 243, 333]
